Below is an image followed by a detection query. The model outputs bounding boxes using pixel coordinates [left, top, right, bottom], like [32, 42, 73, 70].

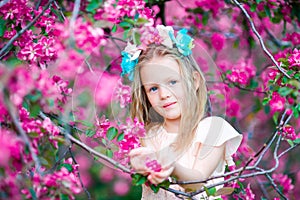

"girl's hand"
[147, 165, 174, 185]
[129, 147, 156, 175]
[129, 147, 175, 184]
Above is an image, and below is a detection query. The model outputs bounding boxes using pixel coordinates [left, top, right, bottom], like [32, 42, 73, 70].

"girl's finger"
[148, 166, 175, 184]
[129, 147, 154, 157]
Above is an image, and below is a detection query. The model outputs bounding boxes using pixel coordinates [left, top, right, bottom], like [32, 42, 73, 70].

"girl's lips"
[163, 102, 176, 108]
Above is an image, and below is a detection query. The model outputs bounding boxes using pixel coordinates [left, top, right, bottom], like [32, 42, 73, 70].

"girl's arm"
[172, 143, 225, 191]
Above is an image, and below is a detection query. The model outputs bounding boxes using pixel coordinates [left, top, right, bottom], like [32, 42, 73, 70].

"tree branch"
[0, 0, 55, 59]
[232, 0, 291, 79]
[3, 89, 42, 174]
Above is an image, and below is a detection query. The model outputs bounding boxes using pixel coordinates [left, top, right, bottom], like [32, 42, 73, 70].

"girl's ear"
[193, 71, 201, 91]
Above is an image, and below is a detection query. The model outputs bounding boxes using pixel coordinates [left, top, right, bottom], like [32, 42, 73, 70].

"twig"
[0, 0, 55, 58]
[3, 89, 42, 174]
[53, 0, 66, 21]
[63, 133, 131, 173]
[69, 0, 81, 42]
[69, 148, 92, 200]
[278, 142, 300, 158]
[264, 171, 287, 199]
[232, 0, 291, 78]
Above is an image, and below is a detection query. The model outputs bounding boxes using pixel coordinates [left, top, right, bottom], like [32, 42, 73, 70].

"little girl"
[122, 25, 243, 199]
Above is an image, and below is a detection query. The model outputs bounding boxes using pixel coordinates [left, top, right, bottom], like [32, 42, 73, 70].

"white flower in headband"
[156, 25, 174, 49]
[123, 42, 142, 61]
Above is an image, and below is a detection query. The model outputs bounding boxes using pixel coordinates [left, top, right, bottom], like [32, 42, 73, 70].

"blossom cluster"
[4, 66, 72, 112]
[94, 0, 154, 25]
[1, 0, 58, 66]
[272, 173, 294, 195]
[21, 159, 82, 200]
[55, 18, 107, 55]
[114, 118, 146, 166]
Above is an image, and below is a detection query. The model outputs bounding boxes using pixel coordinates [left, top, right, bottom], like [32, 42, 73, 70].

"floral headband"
[120, 25, 195, 81]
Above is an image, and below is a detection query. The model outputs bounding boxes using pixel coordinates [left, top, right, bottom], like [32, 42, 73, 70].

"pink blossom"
[283, 32, 300, 46]
[7, 67, 35, 106]
[0, 129, 23, 168]
[288, 48, 300, 68]
[281, 125, 297, 140]
[211, 33, 225, 51]
[269, 92, 285, 114]
[113, 180, 130, 196]
[95, 72, 120, 108]
[99, 166, 114, 182]
[114, 79, 132, 108]
[226, 99, 241, 118]
[18, 42, 43, 62]
[272, 173, 294, 195]
[120, 117, 146, 137]
[195, 0, 225, 18]
[233, 184, 255, 200]
[56, 49, 85, 78]
[94, 115, 111, 138]
[145, 159, 162, 172]
[114, 134, 141, 165]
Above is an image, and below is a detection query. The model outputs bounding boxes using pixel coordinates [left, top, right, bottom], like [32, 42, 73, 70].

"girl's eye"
[149, 87, 158, 92]
[169, 80, 177, 85]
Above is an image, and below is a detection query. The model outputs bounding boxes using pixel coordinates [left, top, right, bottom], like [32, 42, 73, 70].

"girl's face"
[140, 56, 185, 125]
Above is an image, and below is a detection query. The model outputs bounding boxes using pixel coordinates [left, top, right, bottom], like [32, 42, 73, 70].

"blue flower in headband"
[121, 43, 141, 81]
[169, 28, 194, 56]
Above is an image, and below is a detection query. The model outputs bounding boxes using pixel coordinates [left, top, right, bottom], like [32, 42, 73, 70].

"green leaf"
[107, 127, 118, 140]
[272, 112, 279, 124]
[85, 129, 96, 137]
[86, 0, 102, 13]
[293, 138, 300, 144]
[60, 193, 70, 200]
[205, 186, 217, 196]
[60, 163, 73, 172]
[133, 31, 141, 45]
[292, 106, 299, 118]
[215, 187, 234, 196]
[29, 104, 41, 118]
[256, 0, 263, 3]
[287, 139, 294, 147]
[202, 12, 209, 25]
[136, 18, 149, 25]
[282, 76, 288, 84]
[150, 184, 160, 193]
[278, 87, 293, 96]
[264, 5, 271, 18]
[112, 24, 117, 33]
[233, 39, 240, 48]
[123, 18, 135, 25]
[77, 120, 94, 128]
[262, 97, 270, 106]
[289, 80, 300, 89]
[131, 174, 147, 186]
[117, 132, 124, 141]
[0, 18, 6, 37]
[28, 132, 40, 138]
[119, 21, 132, 29]
[158, 180, 171, 188]
[250, 4, 257, 12]
[27, 90, 42, 102]
[29, 187, 37, 200]
[249, 79, 258, 89]
[106, 149, 113, 158]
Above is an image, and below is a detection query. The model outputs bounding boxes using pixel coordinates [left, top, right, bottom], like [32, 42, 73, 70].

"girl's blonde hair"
[130, 44, 207, 153]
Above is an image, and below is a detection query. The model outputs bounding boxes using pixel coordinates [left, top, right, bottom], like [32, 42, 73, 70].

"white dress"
[141, 116, 243, 200]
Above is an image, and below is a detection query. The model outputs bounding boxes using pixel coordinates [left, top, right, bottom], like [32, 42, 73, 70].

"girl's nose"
[159, 86, 171, 99]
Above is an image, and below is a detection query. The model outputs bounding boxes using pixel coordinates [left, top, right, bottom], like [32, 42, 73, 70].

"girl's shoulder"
[195, 116, 243, 148]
